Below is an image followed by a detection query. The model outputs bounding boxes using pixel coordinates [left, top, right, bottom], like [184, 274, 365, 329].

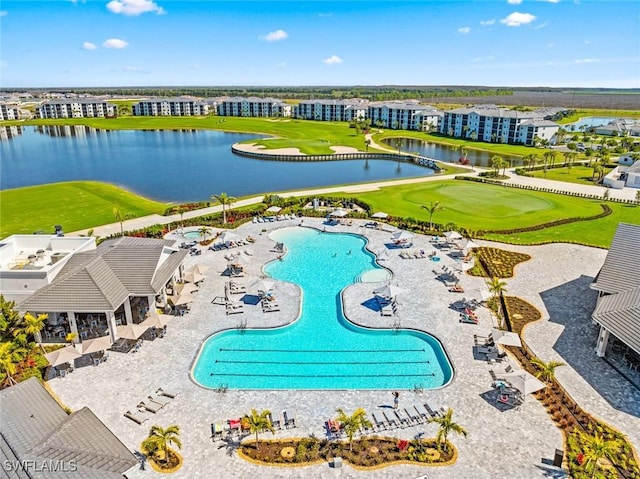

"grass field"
[0, 181, 167, 237]
[524, 165, 615, 187]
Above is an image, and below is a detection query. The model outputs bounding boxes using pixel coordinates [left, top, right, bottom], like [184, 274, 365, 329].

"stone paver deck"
[49, 218, 637, 478]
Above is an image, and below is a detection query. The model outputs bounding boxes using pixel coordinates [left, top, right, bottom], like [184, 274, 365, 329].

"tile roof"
[591, 223, 640, 295]
[0, 378, 137, 478]
[593, 286, 640, 355]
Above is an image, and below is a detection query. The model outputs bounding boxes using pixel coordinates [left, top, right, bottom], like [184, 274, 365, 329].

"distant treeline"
[14, 86, 515, 101]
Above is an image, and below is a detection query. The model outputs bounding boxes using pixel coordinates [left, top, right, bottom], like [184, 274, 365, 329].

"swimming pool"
[192, 227, 453, 390]
[183, 231, 202, 239]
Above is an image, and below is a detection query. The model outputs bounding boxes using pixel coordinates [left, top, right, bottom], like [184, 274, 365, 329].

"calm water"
[384, 138, 521, 167]
[0, 126, 433, 202]
[191, 228, 453, 390]
[561, 116, 637, 131]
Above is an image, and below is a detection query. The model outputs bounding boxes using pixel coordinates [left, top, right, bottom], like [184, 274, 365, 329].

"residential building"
[0, 103, 20, 120]
[603, 160, 640, 190]
[217, 97, 291, 118]
[293, 99, 368, 122]
[439, 105, 559, 146]
[368, 101, 442, 131]
[37, 99, 117, 119]
[8, 236, 187, 346]
[132, 97, 209, 116]
[594, 119, 640, 137]
[590, 223, 640, 357]
[0, 377, 138, 478]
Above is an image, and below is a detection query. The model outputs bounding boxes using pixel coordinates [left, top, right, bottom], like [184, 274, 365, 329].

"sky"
[1, 0, 639, 88]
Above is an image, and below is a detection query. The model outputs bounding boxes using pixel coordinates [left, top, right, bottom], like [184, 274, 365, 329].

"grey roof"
[591, 223, 640, 295]
[519, 119, 559, 127]
[18, 236, 187, 312]
[0, 378, 137, 479]
[41, 99, 115, 106]
[625, 160, 640, 173]
[298, 99, 368, 107]
[593, 286, 640, 355]
[444, 105, 544, 120]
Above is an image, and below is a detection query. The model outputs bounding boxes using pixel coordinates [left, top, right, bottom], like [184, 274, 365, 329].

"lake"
[561, 116, 637, 131]
[0, 126, 434, 203]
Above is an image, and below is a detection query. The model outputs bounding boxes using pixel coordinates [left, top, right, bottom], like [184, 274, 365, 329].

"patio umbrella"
[371, 211, 389, 219]
[168, 293, 195, 306]
[116, 323, 149, 340]
[80, 336, 113, 355]
[253, 279, 275, 293]
[461, 238, 480, 250]
[329, 208, 349, 218]
[474, 289, 492, 302]
[491, 328, 522, 348]
[452, 261, 473, 273]
[373, 284, 405, 299]
[183, 271, 205, 284]
[140, 314, 174, 329]
[266, 206, 282, 213]
[175, 282, 198, 295]
[44, 345, 82, 367]
[502, 370, 546, 396]
[218, 231, 238, 244]
[444, 231, 463, 241]
[188, 264, 209, 274]
[391, 230, 413, 242]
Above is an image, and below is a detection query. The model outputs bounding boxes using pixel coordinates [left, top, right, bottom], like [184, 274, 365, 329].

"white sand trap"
[266, 119, 292, 122]
[330, 146, 359, 154]
[233, 142, 304, 155]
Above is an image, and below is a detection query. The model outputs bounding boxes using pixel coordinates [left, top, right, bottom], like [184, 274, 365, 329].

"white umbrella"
[218, 231, 238, 244]
[253, 279, 275, 293]
[371, 211, 388, 219]
[44, 345, 82, 367]
[491, 328, 522, 348]
[168, 293, 195, 306]
[80, 336, 113, 355]
[452, 261, 473, 273]
[391, 230, 413, 242]
[461, 239, 480, 250]
[188, 264, 209, 274]
[140, 314, 174, 329]
[373, 284, 405, 299]
[116, 323, 149, 340]
[475, 289, 492, 302]
[175, 282, 198, 295]
[502, 370, 546, 396]
[329, 208, 349, 218]
[266, 206, 282, 213]
[444, 231, 463, 241]
[183, 271, 205, 284]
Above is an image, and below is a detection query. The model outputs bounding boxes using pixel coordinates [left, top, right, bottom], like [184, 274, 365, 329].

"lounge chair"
[371, 411, 387, 431]
[424, 402, 441, 418]
[226, 301, 244, 315]
[156, 387, 178, 399]
[268, 412, 282, 430]
[211, 422, 225, 441]
[147, 395, 169, 408]
[380, 303, 395, 317]
[460, 313, 478, 324]
[124, 410, 148, 425]
[404, 407, 420, 424]
[228, 281, 246, 294]
[282, 410, 297, 429]
[382, 410, 400, 429]
[137, 401, 162, 414]
[227, 418, 242, 435]
[394, 409, 411, 427]
[413, 403, 430, 421]
[262, 301, 281, 313]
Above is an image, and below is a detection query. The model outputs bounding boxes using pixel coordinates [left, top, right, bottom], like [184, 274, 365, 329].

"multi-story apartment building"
[217, 97, 291, 118]
[37, 99, 117, 119]
[132, 98, 209, 116]
[293, 99, 368, 122]
[439, 105, 559, 146]
[367, 101, 442, 131]
[0, 103, 20, 121]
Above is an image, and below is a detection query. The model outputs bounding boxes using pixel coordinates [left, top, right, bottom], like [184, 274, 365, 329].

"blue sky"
[1, 0, 639, 88]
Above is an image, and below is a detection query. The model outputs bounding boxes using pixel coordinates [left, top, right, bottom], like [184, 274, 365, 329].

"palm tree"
[0, 342, 27, 386]
[487, 277, 507, 299]
[176, 207, 187, 231]
[21, 312, 47, 344]
[490, 155, 503, 177]
[394, 139, 402, 154]
[428, 408, 467, 452]
[142, 425, 182, 465]
[364, 138, 371, 151]
[578, 431, 621, 479]
[198, 226, 211, 242]
[211, 192, 236, 224]
[112, 207, 134, 237]
[421, 201, 444, 230]
[530, 358, 565, 383]
[245, 408, 275, 449]
[636, 190, 640, 204]
[458, 146, 468, 163]
[335, 407, 372, 451]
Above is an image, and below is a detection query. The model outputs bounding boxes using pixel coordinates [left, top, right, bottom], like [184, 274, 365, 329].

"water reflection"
[383, 137, 521, 167]
[0, 126, 22, 141]
[35, 125, 110, 138]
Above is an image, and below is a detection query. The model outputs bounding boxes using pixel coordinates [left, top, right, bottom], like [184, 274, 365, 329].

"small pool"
[183, 231, 202, 239]
[192, 227, 453, 390]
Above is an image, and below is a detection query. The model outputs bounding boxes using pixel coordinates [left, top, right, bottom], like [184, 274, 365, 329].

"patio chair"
[124, 410, 148, 425]
[137, 401, 162, 414]
[382, 410, 400, 429]
[282, 410, 297, 429]
[404, 407, 421, 424]
[226, 301, 244, 315]
[394, 409, 411, 428]
[227, 418, 242, 435]
[147, 395, 169, 408]
[371, 411, 388, 431]
[211, 423, 225, 441]
[460, 313, 478, 324]
[156, 387, 178, 399]
[413, 403, 430, 421]
[262, 301, 281, 313]
[267, 411, 282, 430]
[424, 402, 441, 418]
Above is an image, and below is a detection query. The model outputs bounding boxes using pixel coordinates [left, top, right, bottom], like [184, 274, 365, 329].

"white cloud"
[546, 0, 561, 3]
[480, 19, 495, 26]
[574, 58, 599, 64]
[458, 27, 471, 34]
[534, 21, 549, 29]
[500, 12, 537, 27]
[106, 0, 165, 16]
[260, 30, 288, 42]
[82, 42, 97, 51]
[507, 0, 522, 4]
[103, 38, 129, 49]
[0, 10, 8, 16]
[323, 55, 343, 65]
[122, 66, 149, 73]
[547, 42, 554, 48]
[318, 13, 333, 17]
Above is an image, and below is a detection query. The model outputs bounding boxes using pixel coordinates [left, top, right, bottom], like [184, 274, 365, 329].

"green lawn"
[557, 108, 640, 124]
[343, 180, 602, 232]
[524, 165, 614, 187]
[0, 181, 167, 237]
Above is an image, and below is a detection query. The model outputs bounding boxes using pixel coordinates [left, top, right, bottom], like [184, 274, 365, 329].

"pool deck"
[48, 218, 638, 479]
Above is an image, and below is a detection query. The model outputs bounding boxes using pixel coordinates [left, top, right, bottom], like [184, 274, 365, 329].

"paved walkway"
[49, 219, 638, 478]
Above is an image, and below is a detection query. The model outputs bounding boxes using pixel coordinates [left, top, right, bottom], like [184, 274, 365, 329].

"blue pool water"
[192, 228, 453, 390]
[183, 231, 202, 239]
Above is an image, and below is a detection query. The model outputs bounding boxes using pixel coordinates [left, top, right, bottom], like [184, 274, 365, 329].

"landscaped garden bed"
[467, 247, 531, 278]
[238, 436, 456, 469]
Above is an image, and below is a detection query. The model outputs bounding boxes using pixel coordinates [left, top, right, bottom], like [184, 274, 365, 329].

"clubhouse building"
[37, 99, 118, 119]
